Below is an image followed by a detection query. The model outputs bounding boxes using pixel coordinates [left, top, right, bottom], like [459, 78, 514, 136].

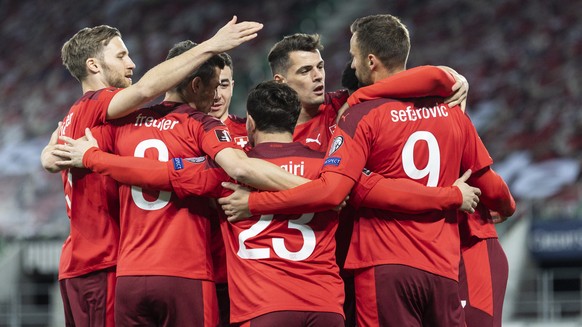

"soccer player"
[208, 51, 246, 326]
[218, 14, 516, 327]
[39, 17, 263, 327]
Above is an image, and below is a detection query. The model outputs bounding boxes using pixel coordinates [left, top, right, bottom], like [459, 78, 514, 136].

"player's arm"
[40, 123, 63, 173]
[219, 171, 355, 221]
[338, 65, 467, 122]
[213, 147, 310, 191]
[52, 129, 225, 197]
[106, 16, 263, 119]
[351, 169, 481, 214]
[468, 167, 516, 218]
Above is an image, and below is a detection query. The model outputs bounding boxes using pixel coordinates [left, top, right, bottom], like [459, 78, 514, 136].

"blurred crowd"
[0, 0, 579, 237]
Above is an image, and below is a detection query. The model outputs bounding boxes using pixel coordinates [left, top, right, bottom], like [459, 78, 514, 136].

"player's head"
[341, 59, 360, 94]
[349, 14, 410, 86]
[61, 25, 135, 87]
[209, 52, 234, 122]
[246, 81, 301, 146]
[268, 33, 325, 111]
[167, 40, 225, 113]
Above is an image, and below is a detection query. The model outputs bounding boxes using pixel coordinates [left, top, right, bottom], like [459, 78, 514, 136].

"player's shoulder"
[227, 114, 247, 125]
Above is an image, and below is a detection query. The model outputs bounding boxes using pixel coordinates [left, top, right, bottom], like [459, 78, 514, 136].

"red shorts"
[459, 238, 508, 327]
[115, 276, 218, 327]
[238, 311, 344, 327]
[59, 267, 116, 327]
[354, 264, 463, 327]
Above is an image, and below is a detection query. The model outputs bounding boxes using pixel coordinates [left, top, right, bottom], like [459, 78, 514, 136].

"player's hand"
[453, 169, 481, 213]
[41, 122, 65, 173]
[490, 210, 509, 224]
[439, 66, 468, 112]
[52, 128, 99, 168]
[332, 195, 348, 212]
[218, 182, 252, 222]
[206, 16, 263, 53]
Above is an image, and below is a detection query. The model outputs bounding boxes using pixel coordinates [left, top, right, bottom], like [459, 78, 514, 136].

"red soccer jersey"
[322, 96, 493, 281]
[459, 203, 499, 248]
[91, 101, 235, 281]
[293, 90, 349, 152]
[57, 87, 122, 280]
[224, 114, 250, 150]
[224, 142, 344, 323]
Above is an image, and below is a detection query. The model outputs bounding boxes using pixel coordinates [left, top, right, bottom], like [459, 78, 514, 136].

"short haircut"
[267, 33, 323, 75]
[350, 14, 410, 70]
[246, 81, 301, 134]
[166, 40, 225, 92]
[341, 59, 360, 93]
[219, 52, 233, 76]
[61, 25, 121, 82]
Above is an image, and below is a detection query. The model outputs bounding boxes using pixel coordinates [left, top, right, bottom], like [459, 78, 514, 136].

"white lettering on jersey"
[390, 104, 449, 123]
[280, 161, 305, 177]
[134, 113, 179, 131]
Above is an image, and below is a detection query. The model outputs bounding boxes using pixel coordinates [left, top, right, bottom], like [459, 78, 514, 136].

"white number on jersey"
[237, 213, 316, 261]
[402, 131, 440, 187]
[131, 139, 172, 210]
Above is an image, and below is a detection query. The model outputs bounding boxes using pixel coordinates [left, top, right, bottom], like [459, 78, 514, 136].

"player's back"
[223, 142, 344, 323]
[58, 88, 122, 280]
[92, 101, 233, 281]
[338, 96, 492, 281]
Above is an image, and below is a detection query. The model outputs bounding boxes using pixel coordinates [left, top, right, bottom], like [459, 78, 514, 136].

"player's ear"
[190, 76, 202, 94]
[368, 54, 381, 71]
[86, 58, 100, 74]
[273, 74, 286, 84]
[246, 114, 256, 133]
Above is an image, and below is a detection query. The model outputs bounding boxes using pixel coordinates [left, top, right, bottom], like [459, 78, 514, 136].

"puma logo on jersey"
[305, 133, 321, 145]
[134, 113, 179, 131]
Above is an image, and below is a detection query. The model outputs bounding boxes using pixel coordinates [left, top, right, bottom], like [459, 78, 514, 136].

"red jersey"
[224, 114, 249, 150]
[293, 90, 349, 152]
[459, 203, 499, 248]
[226, 143, 344, 323]
[322, 95, 493, 281]
[91, 101, 235, 281]
[57, 87, 122, 280]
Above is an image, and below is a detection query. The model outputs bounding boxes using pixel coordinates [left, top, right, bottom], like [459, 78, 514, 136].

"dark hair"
[246, 81, 301, 134]
[167, 40, 225, 92]
[341, 59, 360, 93]
[267, 33, 323, 75]
[350, 14, 410, 70]
[61, 25, 121, 82]
[219, 52, 233, 75]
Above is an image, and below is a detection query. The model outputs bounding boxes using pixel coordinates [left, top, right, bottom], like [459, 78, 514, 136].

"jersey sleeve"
[249, 171, 354, 215]
[460, 115, 494, 174]
[197, 119, 237, 160]
[347, 66, 456, 106]
[324, 89, 350, 115]
[169, 157, 231, 199]
[350, 170, 462, 213]
[90, 87, 122, 125]
[468, 167, 516, 217]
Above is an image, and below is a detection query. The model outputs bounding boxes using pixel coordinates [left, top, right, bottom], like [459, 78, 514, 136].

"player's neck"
[254, 131, 293, 145]
[296, 105, 319, 125]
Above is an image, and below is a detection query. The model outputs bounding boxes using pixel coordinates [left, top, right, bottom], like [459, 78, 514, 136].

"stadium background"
[0, 0, 580, 325]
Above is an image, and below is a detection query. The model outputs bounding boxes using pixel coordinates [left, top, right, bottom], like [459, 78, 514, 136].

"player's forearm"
[107, 44, 216, 119]
[239, 157, 310, 191]
[249, 173, 353, 215]
[360, 177, 462, 214]
[83, 147, 173, 191]
[347, 65, 455, 106]
[470, 168, 516, 218]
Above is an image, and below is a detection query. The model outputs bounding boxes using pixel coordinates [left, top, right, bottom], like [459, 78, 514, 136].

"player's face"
[100, 36, 135, 88]
[350, 34, 372, 86]
[196, 67, 221, 114]
[209, 66, 234, 122]
[281, 50, 325, 111]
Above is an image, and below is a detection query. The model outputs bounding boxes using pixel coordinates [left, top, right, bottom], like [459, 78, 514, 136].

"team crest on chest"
[328, 136, 344, 155]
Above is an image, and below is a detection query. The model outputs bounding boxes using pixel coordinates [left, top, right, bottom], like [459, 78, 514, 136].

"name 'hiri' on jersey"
[280, 160, 305, 176]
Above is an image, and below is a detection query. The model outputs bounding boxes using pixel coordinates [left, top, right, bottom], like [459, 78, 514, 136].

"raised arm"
[107, 16, 263, 119]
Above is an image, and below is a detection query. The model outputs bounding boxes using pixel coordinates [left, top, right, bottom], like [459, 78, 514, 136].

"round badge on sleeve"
[328, 136, 344, 156]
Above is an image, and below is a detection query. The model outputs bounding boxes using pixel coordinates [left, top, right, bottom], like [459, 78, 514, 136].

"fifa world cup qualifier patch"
[328, 136, 344, 155]
[215, 129, 232, 142]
